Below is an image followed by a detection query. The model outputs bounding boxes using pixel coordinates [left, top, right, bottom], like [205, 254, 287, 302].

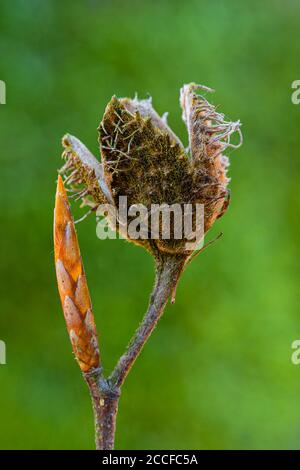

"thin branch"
[109, 255, 186, 389]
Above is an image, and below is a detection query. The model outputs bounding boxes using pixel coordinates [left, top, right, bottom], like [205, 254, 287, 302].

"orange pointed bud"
[54, 175, 100, 372]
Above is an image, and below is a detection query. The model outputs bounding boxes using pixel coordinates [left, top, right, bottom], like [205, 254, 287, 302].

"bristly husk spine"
[180, 83, 242, 232]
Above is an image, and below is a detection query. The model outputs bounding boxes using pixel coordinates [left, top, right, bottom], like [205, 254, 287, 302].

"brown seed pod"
[59, 84, 242, 260]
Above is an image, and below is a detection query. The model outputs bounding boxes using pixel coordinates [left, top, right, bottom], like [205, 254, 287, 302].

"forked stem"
[109, 255, 185, 389]
[85, 255, 185, 450]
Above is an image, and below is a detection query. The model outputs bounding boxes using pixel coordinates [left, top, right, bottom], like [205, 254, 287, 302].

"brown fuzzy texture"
[60, 83, 242, 257]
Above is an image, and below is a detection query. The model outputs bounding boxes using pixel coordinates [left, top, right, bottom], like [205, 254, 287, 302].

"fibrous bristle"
[59, 134, 110, 222]
[180, 83, 242, 162]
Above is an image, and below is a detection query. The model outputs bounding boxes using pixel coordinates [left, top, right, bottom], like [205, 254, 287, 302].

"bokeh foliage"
[0, 0, 300, 449]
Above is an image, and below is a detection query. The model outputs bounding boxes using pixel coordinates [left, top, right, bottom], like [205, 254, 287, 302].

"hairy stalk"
[109, 255, 186, 389]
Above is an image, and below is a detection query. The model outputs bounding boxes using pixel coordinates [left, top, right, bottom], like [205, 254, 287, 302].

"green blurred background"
[1, 0, 300, 450]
